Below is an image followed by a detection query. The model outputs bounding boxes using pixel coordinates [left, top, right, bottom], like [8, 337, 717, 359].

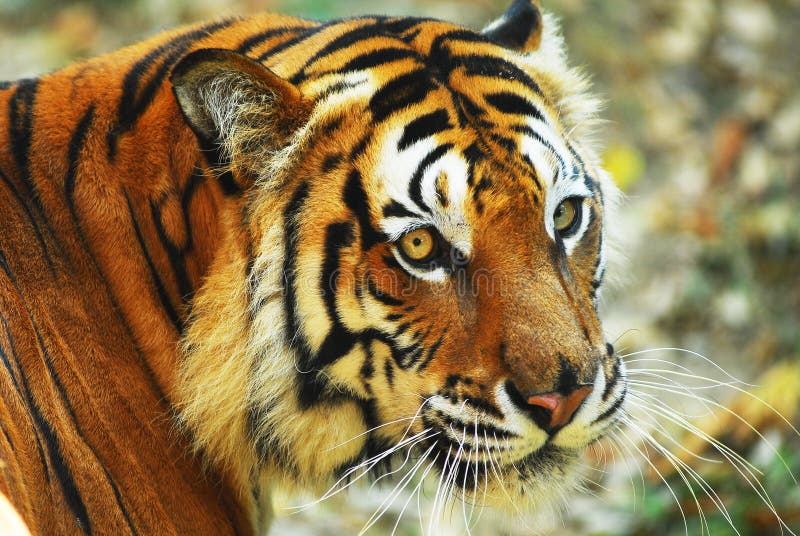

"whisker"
[360, 443, 437, 535]
[607, 429, 645, 512]
[619, 347, 752, 386]
[392, 452, 439, 536]
[287, 428, 435, 512]
[627, 392, 797, 534]
[622, 414, 736, 535]
[628, 379, 798, 486]
[324, 414, 419, 453]
[627, 391, 725, 464]
[428, 443, 453, 535]
[616, 418, 691, 536]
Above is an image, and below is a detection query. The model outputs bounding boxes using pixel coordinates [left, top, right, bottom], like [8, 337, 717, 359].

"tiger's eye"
[554, 199, 578, 233]
[399, 228, 436, 262]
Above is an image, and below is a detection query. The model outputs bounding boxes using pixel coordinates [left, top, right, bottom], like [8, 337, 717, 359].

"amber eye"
[398, 228, 437, 263]
[554, 198, 582, 237]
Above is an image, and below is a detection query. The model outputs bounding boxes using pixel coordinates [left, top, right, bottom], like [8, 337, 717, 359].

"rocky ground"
[2, 0, 798, 534]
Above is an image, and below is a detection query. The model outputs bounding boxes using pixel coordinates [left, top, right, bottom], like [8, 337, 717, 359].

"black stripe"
[8, 79, 38, 191]
[0, 317, 49, 479]
[602, 358, 620, 401]
[281, 183, 330, 408]
[123, 191, 184, 333]
[382, 200, 420, 219]
[471, 176, 493, 203]
[465, 397, 505, 421]
[282, 182, 309, 345]
[321, 154, 342, 173]
[64, 104, 96, 218]
[338, 47, 419, 74]
[394, 322, 411, 336]
[179, 166, 206, 252]
[109, 18, 235, 159]
[454, 90, 490, 128]
[485, 92, 544, 120]
[256, 24, 328, 61]
[384, 358, 395, 389]
[417, 330, 446, 371]
[98, 462, 139, 536]
[398, 109, 452, 150]
[360, 343, 375, 383]
[0, 165, 57, 277]
[369, 70, 437, 123]
[196, 137, 241, 195]
[0, 254, 92, 534]
[317, 79, 363, 100]
[59, 108, 173, 410]
[511, 124, 566, 175]
[381, 17, 433, 35]
[289, 19, 384, 83]
[343, 170, 386, 250]
[595, 386, 626, 424]
[462, 142, 484, 165]
[314, 222, 358, 367]
[349, 134, 371, 161]
[454, 54, 542, 96]
[367, 277, 403, 306]
[150, 201, 193, 302]
[489, 132, 516, 154]
[429, 29, 493, 56]
[2, 303, 137, 535]
[321, 116, 344, 136]
[236, 26, 306, 55]
[408, 144, 453, 213]
[7, 79, 61, 276]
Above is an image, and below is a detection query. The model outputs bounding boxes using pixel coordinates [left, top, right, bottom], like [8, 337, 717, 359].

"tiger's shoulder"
[0, 12, 326, 536]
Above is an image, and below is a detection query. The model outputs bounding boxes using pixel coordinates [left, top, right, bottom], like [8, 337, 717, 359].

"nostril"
[606, 342, 615, 356]
[505, 380, 594, 434]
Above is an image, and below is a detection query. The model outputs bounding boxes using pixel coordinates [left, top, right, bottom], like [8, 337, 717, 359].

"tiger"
[0, 0, 626, 533]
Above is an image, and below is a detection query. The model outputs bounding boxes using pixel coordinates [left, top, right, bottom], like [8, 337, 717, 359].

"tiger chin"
[0, 0, 627, 534]
[172, 0, 626, 531]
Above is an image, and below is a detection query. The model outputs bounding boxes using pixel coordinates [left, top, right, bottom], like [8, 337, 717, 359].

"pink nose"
[527, 386, 593, 429]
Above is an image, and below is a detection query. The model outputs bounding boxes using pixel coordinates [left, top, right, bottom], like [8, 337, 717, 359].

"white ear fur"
[171, 48, 311, 183]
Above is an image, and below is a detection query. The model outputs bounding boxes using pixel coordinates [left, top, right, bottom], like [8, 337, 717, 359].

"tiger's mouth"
[402, 426, 582, 510]
[397, 363, 628, 501]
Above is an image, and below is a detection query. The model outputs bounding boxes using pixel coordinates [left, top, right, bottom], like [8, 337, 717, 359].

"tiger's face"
[174, 0, 626, 520]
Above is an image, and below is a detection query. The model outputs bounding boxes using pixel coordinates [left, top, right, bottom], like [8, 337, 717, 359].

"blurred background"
[1, 0, 798, 534]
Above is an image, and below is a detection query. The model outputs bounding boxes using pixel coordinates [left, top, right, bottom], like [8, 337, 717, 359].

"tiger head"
[172, 0, 626, 521]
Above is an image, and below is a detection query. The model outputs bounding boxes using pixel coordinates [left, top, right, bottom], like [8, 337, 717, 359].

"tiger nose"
[527, 387, 593, 430]
[506, 381, 594, 433]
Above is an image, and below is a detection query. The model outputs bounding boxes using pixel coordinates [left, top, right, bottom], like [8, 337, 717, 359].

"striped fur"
[0, 2, 624, 533]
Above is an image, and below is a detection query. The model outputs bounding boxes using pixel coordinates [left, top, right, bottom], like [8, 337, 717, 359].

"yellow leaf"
[602, 143, 645, 192]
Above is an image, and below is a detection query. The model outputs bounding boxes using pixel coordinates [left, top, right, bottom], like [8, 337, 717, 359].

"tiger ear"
[170, 48, 311, 173]
[482, 0, 543, 53]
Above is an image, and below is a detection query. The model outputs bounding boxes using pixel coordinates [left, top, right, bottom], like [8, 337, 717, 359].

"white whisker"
[616, 420, 691, 536]
[360, 442, 437, 535]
